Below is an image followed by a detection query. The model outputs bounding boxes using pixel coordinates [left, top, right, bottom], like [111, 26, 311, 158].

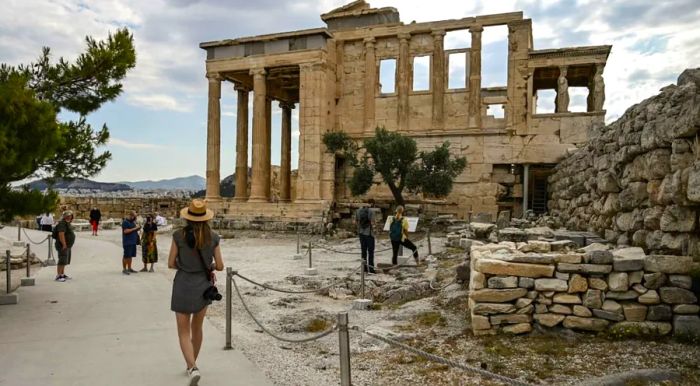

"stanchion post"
[296, 225, 300, 254]
[427, 228, 432, 256]
[360, 260, 365, 299]
[26, 244, 30, 278]
[17, 221, 21, 241]
[337, 312, 352, 386]
[224, 267, 233, 350]
[308, 241, 312, 269]
[6, 250, 11, 294]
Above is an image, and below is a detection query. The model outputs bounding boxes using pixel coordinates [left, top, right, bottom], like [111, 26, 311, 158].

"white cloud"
[109, 138, 164, 149]
[127, 93, 192, 112]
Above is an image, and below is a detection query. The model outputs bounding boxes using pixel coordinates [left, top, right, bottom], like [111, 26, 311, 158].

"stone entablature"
[198, 0, 612, 221]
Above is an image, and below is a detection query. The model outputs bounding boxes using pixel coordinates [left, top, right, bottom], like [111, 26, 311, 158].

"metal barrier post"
[296, 225, 300, 254]
[337, 312, 352, 386]
[360, 261, 366, 299]
[308, 241, 312, 269]
[427, 228, 432, 256]
[5, 250, 11, 294]
[225, 267, 233, 350]
[26, 244, 30, 278]
[17, 221, 21, 241]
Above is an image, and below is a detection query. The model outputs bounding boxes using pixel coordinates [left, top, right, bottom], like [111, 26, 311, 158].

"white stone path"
[0, 226, 273, 386]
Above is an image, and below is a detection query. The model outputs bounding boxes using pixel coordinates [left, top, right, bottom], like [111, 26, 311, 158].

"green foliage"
[322, 127, 467, 205]
[0, 28, 135, 221]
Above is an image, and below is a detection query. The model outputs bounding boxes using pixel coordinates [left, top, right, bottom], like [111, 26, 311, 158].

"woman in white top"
[40, 212, 54, 232]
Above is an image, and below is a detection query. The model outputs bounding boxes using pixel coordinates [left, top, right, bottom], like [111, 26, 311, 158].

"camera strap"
[195, 248, 214, 284]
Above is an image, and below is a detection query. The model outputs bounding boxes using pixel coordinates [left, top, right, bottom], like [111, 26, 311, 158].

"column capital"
[431, 29, 446, 38]
[363, 37, 376, 47]
[206, 72, 222, 82]
[469, 25, 484, 34]
[397, 32, 411, 41]
[249, 68, 266, 77]
[279, 101, 295, 110]
[559, 65, 568, 76]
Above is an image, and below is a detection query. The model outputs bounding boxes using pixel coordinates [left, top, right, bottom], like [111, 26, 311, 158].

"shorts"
[57, 248, 72, 266]
[123, 244, 137, 258]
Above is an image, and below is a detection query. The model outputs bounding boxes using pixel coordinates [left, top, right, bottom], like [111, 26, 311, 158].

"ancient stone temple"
[199, 0, 610, 225]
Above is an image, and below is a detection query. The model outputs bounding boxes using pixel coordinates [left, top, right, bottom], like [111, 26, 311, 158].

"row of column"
[555, 63, 605, 113]
[205, 71, 294, 202]
[361, 26, 484, 132]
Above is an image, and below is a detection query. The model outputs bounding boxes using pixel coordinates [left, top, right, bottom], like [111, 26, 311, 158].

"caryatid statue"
[593, 64, 605, 111]
[556, 66, 569, 113]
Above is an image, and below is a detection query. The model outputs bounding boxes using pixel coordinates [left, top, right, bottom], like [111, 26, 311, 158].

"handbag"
[195, 248, 221, 301]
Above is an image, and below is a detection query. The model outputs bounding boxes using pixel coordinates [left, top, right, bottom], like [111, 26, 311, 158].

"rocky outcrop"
[549, 69, 700, 257]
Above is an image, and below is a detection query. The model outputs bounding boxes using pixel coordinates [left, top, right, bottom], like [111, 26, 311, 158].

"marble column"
[363, 37, 376, 134]
[265, 97, 272, 200]
[555, 66, 569, 113]
[397, 33, 411, 131]
[593, 64, 605, 112]
[468, 25, 483, 128]
[431, 30, 446, 129]
[279, 101, 294, 202]
[249, 68, 269, 202]
[233, 84, 249, 201]
[205, 73, 222, 200]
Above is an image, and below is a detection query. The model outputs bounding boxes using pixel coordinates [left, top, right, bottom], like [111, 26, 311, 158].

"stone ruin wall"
[469, 241, 700, 337]
[548, 69, 700, 258]
[58, 196, 189, 221]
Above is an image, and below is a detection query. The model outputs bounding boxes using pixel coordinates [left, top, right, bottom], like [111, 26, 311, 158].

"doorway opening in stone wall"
[528, 166, 555, 215]
[334, 155, 347, 202]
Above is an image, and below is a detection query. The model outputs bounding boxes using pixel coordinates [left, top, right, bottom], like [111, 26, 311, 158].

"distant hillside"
[119, 175, 205, 190]
[26, 178, 132, 192]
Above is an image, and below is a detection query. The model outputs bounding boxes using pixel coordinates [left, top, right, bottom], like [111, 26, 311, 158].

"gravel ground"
[93, 227, 700, 385]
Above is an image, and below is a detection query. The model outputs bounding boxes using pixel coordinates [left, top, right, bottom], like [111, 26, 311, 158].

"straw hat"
[180, 199, 214, 222]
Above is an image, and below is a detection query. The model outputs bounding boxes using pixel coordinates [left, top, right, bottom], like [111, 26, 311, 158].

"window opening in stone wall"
[444, 30, 470, 50]
[447, 52, 467, 89]
[412, 55, 430, 91]
[379, 58, 397, 94]
[481, 25, 508, 87]
[487, 104, 505, 119]
[536, 89, 556, 114]
[568, 87, 589, 113]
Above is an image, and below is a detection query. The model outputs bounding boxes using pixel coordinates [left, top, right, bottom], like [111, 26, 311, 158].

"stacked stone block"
[469, 242, 700, 337]
[548, 69, 700, 257]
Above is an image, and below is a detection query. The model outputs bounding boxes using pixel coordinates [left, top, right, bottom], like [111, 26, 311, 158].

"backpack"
[358, 208, 371, 228]
[389, 217, 403, 241]
[51, 225, 59, 240]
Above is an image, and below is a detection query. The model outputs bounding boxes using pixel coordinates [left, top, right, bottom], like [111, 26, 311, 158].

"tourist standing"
[168, 199, 224, 385]
[155, 212, 167, 227]
[40, 212, 54, 232]
[89, 207, 102, 236]
[54, 211, 75, 282]
[354, 199, 375, 274]
[389, 205, 419, 265]
[140, 215, 158, 272]
[121, 211, 141, 275]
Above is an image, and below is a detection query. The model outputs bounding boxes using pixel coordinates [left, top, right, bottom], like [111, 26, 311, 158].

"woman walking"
[389, 205, 419, 265]
[89, 207, 101, 236]
[168, 199, 224, 386]
[140, 215, 158, 272]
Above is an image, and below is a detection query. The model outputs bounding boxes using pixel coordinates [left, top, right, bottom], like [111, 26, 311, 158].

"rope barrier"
[360, 329, 534, 386]
[233, 271, 353, 294]
[231, 276, 338, 343]
[429, 277, 457, 291]
[22, 229, 49, 245]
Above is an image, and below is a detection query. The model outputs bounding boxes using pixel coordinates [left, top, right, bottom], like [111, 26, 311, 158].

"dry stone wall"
[469, 242, 700, 337]
[548, 69, 700, 257]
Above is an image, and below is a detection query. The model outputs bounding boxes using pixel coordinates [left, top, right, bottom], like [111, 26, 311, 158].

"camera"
[203, 285, 222, 301]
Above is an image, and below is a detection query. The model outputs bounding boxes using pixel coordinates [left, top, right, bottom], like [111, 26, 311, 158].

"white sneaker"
[187, 367, 200, 386]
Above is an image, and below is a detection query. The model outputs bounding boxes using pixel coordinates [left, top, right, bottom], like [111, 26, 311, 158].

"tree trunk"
[387, 183, 405, 207]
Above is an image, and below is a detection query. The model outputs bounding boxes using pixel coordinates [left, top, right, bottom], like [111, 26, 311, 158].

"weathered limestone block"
[498, 255, 556, 264]
[550, 240, 575, 252]
[660, 232, 689, 252]
[602, 194, 620, 215]
[608, 272, 630, 292]
[472, 303, 517, 315]
[469, 271, 486, 290]
[659, 287, 698, 304]
[475, 259, 554, 278]
[518, 277, 535, 289]
[643, 272, 667, 289]
[470, 288, 527, 303]
[616, 211, 643, 232]
[613, 256, 646, 272]
[629, 270, 644, 285]
[526, 291, 538, 299]
[553, 294, 582, 304]
[597, 171, 620, 193]
[516, 304, 535, 315]
[645, 148, 672, 179]
[593, 308, 625, 322]
[490, 314, 532, 325]
[643, 206, 664, 230]
[645, 255, 692, 274]
[534, 304, 548, 314]
[573, 305, 592, 317]
[602, 300, 622, 313]
[660, 205, 696, 232]
[585, 250, 613, 264]
[515, 298, 534, 308]
[647, 304, 672, 321]
[534, 278, 568, 292]
[558, 263, 612, 275]
[555, 254, 583, 264]
[589, 277, 608, 291]
[471, 315, 491, 330]
[632, 284, 648, 294]
[605, 291, 639, 300]
[618, 182, 648, 211]
[673, 315, 700, 338]
[555, 271, 570, 280]
[503, 323, 532, 334]
[568, 274, 588, 293]
[687, 163, 700, 202]
[497, 228, 529, 242]
[658, 170, 687, 206]
[563, 316, 609, 331]
[522, 240, 551, 253]
[549, 304, 573, 314]
[669, 274, 693, 289]
[583, 289, 603, 309]
[673, 304, 700, 314]
[623, 303, 648, 322]
[534, 313, 566, 327]
[487, 276, 518, 289]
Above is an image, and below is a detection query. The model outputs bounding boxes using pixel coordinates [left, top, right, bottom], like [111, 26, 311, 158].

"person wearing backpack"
[53, 211, 75, 282]
[389, 205, 419, 265]
[354, 199, 376, 274]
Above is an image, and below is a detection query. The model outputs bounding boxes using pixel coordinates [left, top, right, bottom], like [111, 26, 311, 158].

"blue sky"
[2, 0, 699, 182]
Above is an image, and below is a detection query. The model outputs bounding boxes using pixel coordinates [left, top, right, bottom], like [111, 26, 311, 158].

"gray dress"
[170, 230, 220, 314]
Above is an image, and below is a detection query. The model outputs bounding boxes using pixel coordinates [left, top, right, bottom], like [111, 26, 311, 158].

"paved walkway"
[0, 227, 273, 386]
